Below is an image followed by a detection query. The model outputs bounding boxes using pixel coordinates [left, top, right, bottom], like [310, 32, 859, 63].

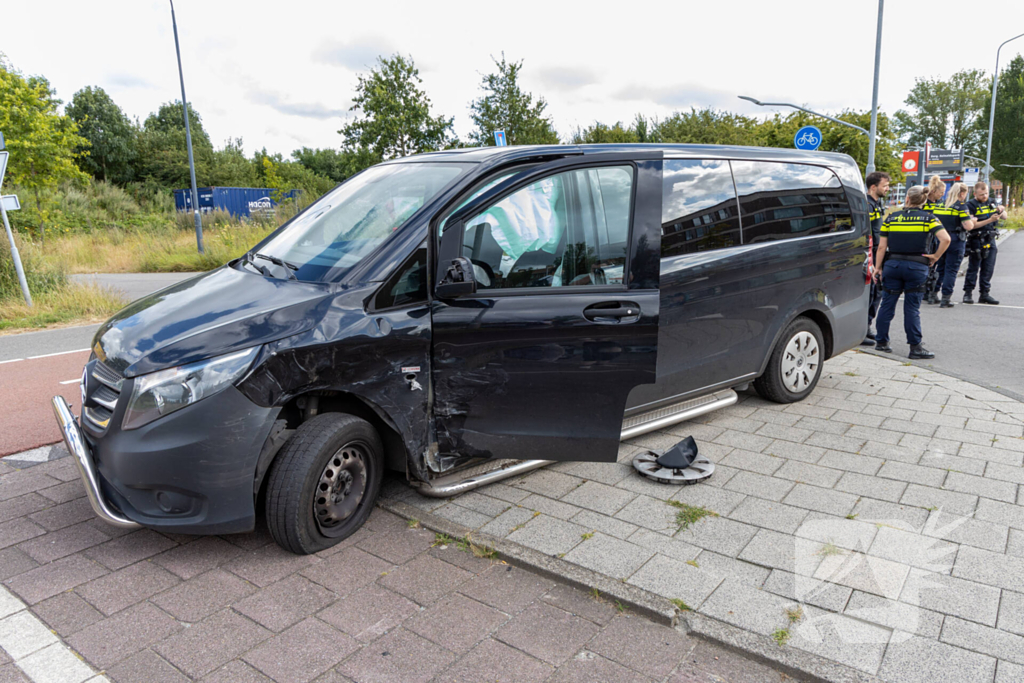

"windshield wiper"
[255, 252, 299, 280]
[241, 252, 274, 278]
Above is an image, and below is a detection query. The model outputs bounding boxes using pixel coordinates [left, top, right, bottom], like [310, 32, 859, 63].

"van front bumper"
[51, 386, 280, 535]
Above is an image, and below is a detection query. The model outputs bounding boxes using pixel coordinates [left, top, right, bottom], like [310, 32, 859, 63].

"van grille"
[82, 361, 125, 435]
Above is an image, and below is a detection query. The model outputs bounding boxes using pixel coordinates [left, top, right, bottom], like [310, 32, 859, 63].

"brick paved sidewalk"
[383, 350, 1024, 683]
[0, 456, 788, 683]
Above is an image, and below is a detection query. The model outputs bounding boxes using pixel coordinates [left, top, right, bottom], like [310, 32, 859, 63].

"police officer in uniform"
[930, 182, 974, 307]
[963, 180, 1006, 304]
[874, 185, 950, 360]
[921, 175, 948, 305]
[861, 172, 890, 346]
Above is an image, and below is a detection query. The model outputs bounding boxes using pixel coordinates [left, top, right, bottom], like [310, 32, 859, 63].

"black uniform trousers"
[963, 233, 998, 295]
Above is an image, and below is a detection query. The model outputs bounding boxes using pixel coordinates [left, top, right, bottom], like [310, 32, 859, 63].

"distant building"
[173, 187, 299, 218]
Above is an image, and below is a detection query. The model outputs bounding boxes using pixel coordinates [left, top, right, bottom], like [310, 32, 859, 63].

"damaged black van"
[53, 144, 870, 554]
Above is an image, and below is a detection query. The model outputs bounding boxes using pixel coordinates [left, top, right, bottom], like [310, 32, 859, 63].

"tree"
[894, 69, 989, 155]
[291, 146, 377, 182]
[981, 55, 1024, 205]
[469, 55, 559, 146]
[65, 86, 138, 185]
[656, 108, 760, 146]
[0, 55, 89, 242]
[136, 101, 214, 189]
[340, 54, 457, 161]
[208, 138, 258, 187]
[570, 121, 638, 144]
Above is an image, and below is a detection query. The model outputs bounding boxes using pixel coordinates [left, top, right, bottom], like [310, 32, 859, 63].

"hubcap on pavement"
[781, 331, 820, 393]
[313, 443, 368, 536]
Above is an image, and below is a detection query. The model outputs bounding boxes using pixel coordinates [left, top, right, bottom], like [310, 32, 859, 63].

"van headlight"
[122, 347, 260, 430]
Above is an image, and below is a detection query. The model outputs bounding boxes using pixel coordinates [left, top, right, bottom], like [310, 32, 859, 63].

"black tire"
[265, 413, 383, 555]
[754, 317, 824, 404]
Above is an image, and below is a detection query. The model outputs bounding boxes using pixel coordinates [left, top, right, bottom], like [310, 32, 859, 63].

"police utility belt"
[887, 254, 930, 265]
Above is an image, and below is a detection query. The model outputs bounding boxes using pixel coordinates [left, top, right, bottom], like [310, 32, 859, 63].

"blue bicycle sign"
[794, 125, 822, 151]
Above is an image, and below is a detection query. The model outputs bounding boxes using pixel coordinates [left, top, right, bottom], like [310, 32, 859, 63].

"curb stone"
[378, 494, 883, 683]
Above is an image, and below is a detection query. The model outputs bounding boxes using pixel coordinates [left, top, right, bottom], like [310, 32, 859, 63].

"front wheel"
[265, 413, 383, 554]
[754, 318, 824, 404]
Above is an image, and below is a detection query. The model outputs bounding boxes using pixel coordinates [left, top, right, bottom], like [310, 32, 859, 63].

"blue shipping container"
[173, 187, 299, 218]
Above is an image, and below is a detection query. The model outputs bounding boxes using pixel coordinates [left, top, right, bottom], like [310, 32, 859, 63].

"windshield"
[255, 162, 471, 281]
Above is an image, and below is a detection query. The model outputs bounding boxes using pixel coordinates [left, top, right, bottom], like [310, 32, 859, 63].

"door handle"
[583, 301, 642, 324]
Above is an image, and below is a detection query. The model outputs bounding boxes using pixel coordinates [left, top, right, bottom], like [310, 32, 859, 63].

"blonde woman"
[928, 182, 974, 306]
[919, 176, 948, 304]
[873, 185, 950, 359]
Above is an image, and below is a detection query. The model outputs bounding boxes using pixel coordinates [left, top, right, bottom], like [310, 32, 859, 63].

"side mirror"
[435, 257, 477, 298]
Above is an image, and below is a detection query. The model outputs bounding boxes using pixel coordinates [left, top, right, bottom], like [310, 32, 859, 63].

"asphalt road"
[70, 271, 198, 302]
[871, 231, 1024, 400]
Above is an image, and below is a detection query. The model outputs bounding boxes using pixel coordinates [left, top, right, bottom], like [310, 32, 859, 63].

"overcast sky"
[4, 1, 1023, 157]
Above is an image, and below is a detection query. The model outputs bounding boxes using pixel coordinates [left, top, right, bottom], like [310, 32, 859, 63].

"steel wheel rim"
[780, 331, 820, 393]
[313, 442, 368, 537]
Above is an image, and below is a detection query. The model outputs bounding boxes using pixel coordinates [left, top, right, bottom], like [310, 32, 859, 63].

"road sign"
[926, 148, 964, 173]
[0, 151, 7, 182]
[0, 131, 5, 150]
[2, 196, 20, 211]
[493, 130, 507, 147]
[902, 151, 919, 173]
[794, 126, 822, 151]
[963, 168, 980, 185]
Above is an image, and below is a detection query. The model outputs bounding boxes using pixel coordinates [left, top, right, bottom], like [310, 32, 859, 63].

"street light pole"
[866, 0, 884, 175]
[983, 32, 1024, 184]
[738, 96, 871, 136]
[169, 0, 205, 254]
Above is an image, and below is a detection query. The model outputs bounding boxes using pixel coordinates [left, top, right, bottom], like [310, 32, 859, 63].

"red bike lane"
[0, 349, 90, 456]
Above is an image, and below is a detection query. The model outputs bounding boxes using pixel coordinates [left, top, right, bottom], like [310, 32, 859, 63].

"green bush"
[0, 236, 67, 300]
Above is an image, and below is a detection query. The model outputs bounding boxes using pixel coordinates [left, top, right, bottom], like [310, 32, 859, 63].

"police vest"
[966, 198, 999, 234]
[925, 200, 971, 235]
[880, 209, 943, 260]
[868, 196, 884, 242]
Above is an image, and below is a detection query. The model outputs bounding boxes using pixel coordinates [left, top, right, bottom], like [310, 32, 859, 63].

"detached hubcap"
[781, 331, 820, 393]
[314, 444, 367, 536]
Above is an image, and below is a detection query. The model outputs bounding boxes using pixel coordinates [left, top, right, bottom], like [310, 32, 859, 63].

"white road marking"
[0, 358, 24, 365]
[59, 379, 82, 385]
[25, 348, 90, 360]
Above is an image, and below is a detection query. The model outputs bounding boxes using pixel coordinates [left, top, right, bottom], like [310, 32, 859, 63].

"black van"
[53, 144, 870, 554]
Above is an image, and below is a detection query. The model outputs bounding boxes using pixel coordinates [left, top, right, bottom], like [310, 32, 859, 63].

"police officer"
[874, 185, 950, 360]
[921, 176, 947, 305]
[861, 171, 890, 346]
[930, 182, 974, 307]
[963, 180, 1006, 304]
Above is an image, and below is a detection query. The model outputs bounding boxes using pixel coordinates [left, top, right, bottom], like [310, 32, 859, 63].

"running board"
[417, 389, 738, 498]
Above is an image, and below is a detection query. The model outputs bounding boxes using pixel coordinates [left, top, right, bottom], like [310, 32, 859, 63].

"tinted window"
[462, 166, 633, 290]
[661, 160, 740, 257]
[731, 161, 852, 243]
[373, 247, 427, 309]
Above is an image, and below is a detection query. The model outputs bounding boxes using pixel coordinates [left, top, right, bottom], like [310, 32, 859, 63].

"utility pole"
[169, 0, 205, 254]
[866, 0, 884, 175]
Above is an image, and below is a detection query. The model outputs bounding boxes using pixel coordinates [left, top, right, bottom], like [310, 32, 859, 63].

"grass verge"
[0, 282, 127, 333]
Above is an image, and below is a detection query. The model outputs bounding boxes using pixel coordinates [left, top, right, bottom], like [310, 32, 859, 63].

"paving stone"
[318, 584, 418, 643]
[560, 481, 636, 516]
[667, 484, 747, 518]
[626, 554, 723, 608]
[772, 460, 843, 489]
[868, 526, 958, 573]
[0, 547, 37, 582]
[924, 509, 1009, 552]
[407, 592, 508, 654]
[787, 606, 890, 675]
[476, 482, 532, 504]
[674, 515, 759, 558]
[1009, 528, 1024, 558]
[507, 515, 588, 556]
[762, 440, 826, 464]
[782, 483, 858, 516]
[882, 417, 938, 438]
[817, 451, 884, 475]
[5, 554, 108, 605]
[450, 492, 514, 517]
[427, 544, 495, 575]
[975, 498, 1024, 531]
[379, 553, 473, 606]
[151, 568, 256, 622]
[517, 494, 581, 520]
[84, 530, 177, 571]
[588, 613, 690, 680]
[738, 528, 819, 575]
[986, 461, 1024, 485]
[762, 569, 852, 612]
[723, 471, 794, 502]
[900, 484, 978, 516]
[967, 418, 1024, 438]
[233, 575, 336, 633]
[0, 610, 58, 659]
[150, 537, 244, 580]
[76, 560, 179, 616]
[845, 591, 942, 638]
[943, 471, 1018, 503]
[725, 497, 808, 534]
[918, 451, 987, 476]
[27, 497, 95, 532]
[439, 638, 553, 683]
[355, 526, 434, 565]
[568, 510, 638, 540]
[705, 415, 765, 434]
[852, 499, 930, 530]
[540, 584, 619, 627]
[459, 563, 554, 615]
[877, 461, 947, 487]
[0, 470, 61, 502]
[747, 408, 804, 426]
[154, 610, 270, 679]
[958, 443, 1023, 467]
[68, 602, 183, 670]
[712, 430, 774, 453]
[479, 506, 536, 538]
[105, 649, 190, 683]
[814, 550, 910, 600]
[694, 551, 769, 587]
[32, 591, 103, 638]
[512, 470, 583, 499]
[300, 547, 391, 598]
[432, 503, 492, 529]
[613, 495, 678, 534]
[999, 591, 1024, 637]
[563, 533, 654, 579]
[550, 460, 632, 486]
[847, 425, 904, 445]
[625, 528, 701, 563]
[18, 520, 108, 563]
[718, 449, 784, 476]
[199, 661, 276, 682]
[901, 568, 1001, 626]
[753, 422, 814, 443]
[495, 601, 600, 666]
[698, 577, 795, 636]
[941, 616, 1024, 666]
[804, 432, 867, 454]
[795, 513, 878, 553]
[17, 640, 97, 683]
[835, 471, 907, 503]
[791, 416, 848, 436]
[242, 617, 359, 683]
[997, 660, 1024, 683]
[953, 546, 1024, 593]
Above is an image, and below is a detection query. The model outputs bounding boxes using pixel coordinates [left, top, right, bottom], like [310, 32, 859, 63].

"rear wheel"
[265, 413, 383, 554]
[754, 318, 824, 404]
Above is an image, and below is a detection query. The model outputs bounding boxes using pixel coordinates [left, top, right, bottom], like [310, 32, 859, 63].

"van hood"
[92, 266, 338, 378]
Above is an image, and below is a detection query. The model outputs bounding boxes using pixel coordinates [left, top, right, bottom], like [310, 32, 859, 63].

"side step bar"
[417, 389, 738, 498]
